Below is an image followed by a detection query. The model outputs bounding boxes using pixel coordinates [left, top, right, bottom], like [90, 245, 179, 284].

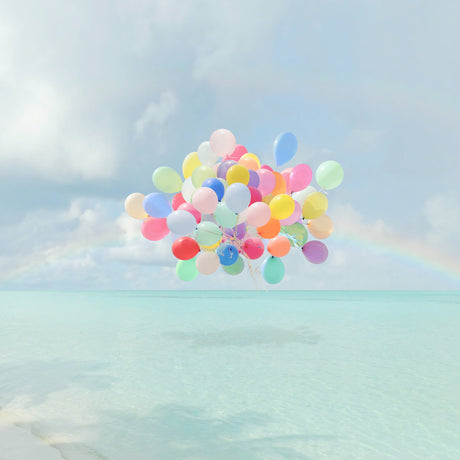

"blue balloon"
[216, 243, 239, 266]
[143, 193, 172, 218]
[202, 178, 225, 201]
[273, 132, 298, 166]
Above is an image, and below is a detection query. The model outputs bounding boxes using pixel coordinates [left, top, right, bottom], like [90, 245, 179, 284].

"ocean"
[0, 291, 459, 459]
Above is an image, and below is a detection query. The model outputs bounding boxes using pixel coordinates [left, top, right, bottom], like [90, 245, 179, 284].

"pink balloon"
[260, 164, 273, 171]
[141, 217, 169, 241]
[242, 237, 265, 259]
[178, 202, 201, 223]
[257, 168, 276, 196]
[192, 187, 218, 214]
[226, 145, 247, 162]
[279, 201, 301, 225]
[289, 164, 313, 192]
[246, 202, 271, 227]
[248, 187, 262, 205]
[281, 167, 293, 194]
[209, 129, 236, 157]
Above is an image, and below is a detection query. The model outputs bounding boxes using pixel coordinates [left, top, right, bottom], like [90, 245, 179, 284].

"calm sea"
[0, 291, 459, 459]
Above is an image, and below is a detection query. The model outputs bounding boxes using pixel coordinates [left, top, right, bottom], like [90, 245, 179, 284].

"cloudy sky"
[1, 0, 459, 290]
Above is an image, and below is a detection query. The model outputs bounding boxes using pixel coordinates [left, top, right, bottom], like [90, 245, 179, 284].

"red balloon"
[172, 237, 200, 260]
[248, 187, 262, 205]
[260, 164, 274, 171]
[242, 237, 265, 259]
[172, 192, 186, 210]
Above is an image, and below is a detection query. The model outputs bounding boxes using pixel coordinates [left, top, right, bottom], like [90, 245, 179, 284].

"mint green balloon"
[191, 165, 216, 188]
[152, 167, 183, 193]
[315, 161, 344, 190]
[214, 202, 237, 228]
[262, 257, 284, 284]
[176, 258, 198, 281]
[223, 256, 244, 275]
[280, 222, 308, 248]
[195, 221, 222, 246]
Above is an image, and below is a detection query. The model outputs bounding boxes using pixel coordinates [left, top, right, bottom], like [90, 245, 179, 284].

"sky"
[0, 0, 459, 290]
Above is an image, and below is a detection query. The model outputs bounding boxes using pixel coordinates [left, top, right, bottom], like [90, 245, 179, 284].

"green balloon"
[214, 202, 237, 228]
[176, 258, 198, 281]
[315, 161, 344, 190]
[191, 165, 216, 188]
[223, 256, 244, 275]
[152, 167, 183, 193]
[262, 257, 284, 284]
[195, 221, 222, 246]
[280, 222, 308, 248]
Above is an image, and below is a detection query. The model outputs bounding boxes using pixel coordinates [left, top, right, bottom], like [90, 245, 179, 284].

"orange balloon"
[267, 235, 291, 257]
[272, 172, 287, 195]
[238, 155, 259, 171]
[257, 218, 281, 239]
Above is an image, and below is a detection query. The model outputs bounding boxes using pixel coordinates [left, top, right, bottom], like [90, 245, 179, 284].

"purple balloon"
[302, 241, 328, 264]
[247, 169, 260, 188]
[223, 223, 247, 240]
[217, 160, 237, 179]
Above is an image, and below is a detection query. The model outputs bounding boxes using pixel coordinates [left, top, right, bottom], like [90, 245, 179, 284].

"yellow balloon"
[124, 193, 148, 219]
[238, 153, 260, 171]
[152, 167, 183, 193]
[302, 192, 328, 219]
[226, 164, 250, 185]
[182, 152, 201, 179]
[200, 240, 221, 251]
[269, 194, 295, 220]
[307, 214, 333, 239]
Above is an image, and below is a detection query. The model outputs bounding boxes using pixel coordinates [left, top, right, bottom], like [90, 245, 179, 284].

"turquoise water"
[0, 291, 459, 459]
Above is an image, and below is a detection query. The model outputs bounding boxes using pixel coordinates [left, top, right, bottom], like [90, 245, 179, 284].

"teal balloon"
[261, 256, 285, 284]
[214, 202, 237, 228]
[315, 160, 344, 190]
[176, 258, 198, 281]
[195, 221, 222, 246]
[223, 256, 244, 275]
[273, 132, 298, 167]
[280, 222, 308, 248]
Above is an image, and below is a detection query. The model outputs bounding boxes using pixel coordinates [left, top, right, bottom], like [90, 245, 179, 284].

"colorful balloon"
[271, 172, 287, 195]
[143, 193, 172, 218]
[307, 214, 333, 239]
[172, 237, 200, 260]
[280, 222, 308, 248]
[224, 183, 251, 213]
[273, 132, 297, 166]
[217, 160, 237, 179]
[172, 192, 186, 210]
[292, 185, 316, 207]
[290, 164, 313, 192]
[226, 164, 250, 185]
[214, 202, 238, 228]
[192, 187, 218, 214]
[246, 202, 271, 227]
[302, 192, 328, 220]
[124, 193, 148, 219]
[181, 177, 196, 203]
[223, 256, 244, 275]
[195, 221, 222, 246]
[242, 237, 265, 259]
[217, 243, 239, 265]
[302, 240, 328, 264]
[248, 187, 262, 205]
[141, 217, 169, 241]
[315, 160, 344, 190]
[267, 235, 291, 257]
[257, 218, 281, 239]
[247, 170, 260, 188]
[182, 152, 201, 179]
[279, 201, 301, 226]
[262, 256, 285, 284]
[176, 258, 198, 281]
[226, 145, 247, 162]
[152, 167, 182, 193]
[167, 210, 197, 235]
[196, 251, 220, 274]
[202, 177, 225, 201]
[192, 165, 216, 188]
[269, 194, 295, 220]
[197, 141, 219, 166]
[257, 168, 276, 196]
[210, 129, 236, 157]
[178, 202, 201, 223]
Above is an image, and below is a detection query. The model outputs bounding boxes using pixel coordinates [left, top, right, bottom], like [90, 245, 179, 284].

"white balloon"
[224, 183, 250, 213]
[197, 141, 220, 166]
[196, 252, 220, 275]
[181, 177, 196, 203]
[167, 210, 197, 235]
[292, 185, 316, 207]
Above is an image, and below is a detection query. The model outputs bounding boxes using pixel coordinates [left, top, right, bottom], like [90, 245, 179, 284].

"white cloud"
[134, 90, 178, 136]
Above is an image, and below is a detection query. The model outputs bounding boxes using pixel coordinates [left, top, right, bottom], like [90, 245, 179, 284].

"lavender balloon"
[223, 223, 247, 240]
[247, 169, 260, 188]
[217, 160, 237, 179]
[302, 241, 328, 264]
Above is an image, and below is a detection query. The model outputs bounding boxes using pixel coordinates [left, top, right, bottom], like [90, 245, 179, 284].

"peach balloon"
[267, 235, 291, 257]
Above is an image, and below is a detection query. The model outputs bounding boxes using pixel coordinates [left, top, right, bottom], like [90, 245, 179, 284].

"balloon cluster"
[124, 129, 343, 284]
